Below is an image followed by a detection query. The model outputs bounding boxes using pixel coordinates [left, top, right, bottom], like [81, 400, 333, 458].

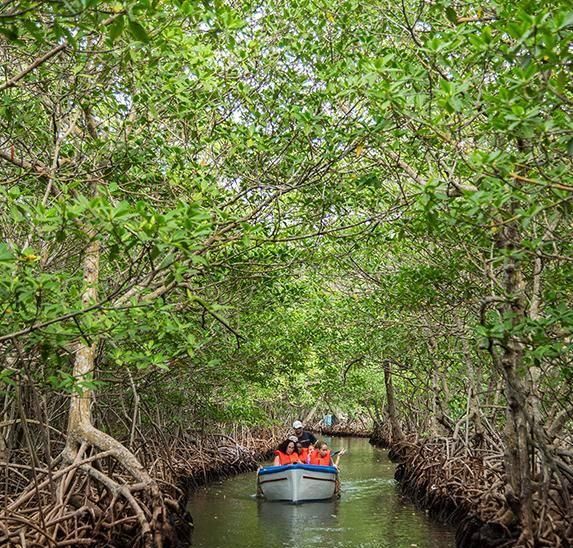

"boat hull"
[257, 464, 338, 502]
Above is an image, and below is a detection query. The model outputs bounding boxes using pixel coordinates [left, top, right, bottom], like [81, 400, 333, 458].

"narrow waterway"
[187, 436, 455, 547]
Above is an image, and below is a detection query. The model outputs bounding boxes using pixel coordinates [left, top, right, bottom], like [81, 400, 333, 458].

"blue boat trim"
[257, 464, 337, 476]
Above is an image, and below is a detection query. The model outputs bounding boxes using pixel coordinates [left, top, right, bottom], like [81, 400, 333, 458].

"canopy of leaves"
[0, 0, 571, 436]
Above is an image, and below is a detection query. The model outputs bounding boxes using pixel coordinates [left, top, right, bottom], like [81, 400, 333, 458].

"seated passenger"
[309, 441, 333, 466]
[296, 441, 310, 463]
[309, 442, 346, 467]
[273, 438, 300, 466]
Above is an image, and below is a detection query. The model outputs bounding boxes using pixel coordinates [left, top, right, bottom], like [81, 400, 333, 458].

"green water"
[187, 436, 455, 547]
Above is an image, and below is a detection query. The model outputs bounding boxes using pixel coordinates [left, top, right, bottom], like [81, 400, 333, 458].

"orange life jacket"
[309, 449, 331, 466]
[275, 450, 300, 465]
[298, 447, 309, 462]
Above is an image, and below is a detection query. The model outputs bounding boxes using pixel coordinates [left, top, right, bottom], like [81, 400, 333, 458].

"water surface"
[188, 436, 455, 547]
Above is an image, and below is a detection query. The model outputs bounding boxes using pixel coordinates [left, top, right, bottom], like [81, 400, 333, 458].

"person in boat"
[287, 435, 300, 450]
[296, 440, 313, 463]
[309, 441, 346, 467]
[273, 438, 301, 466]
[292, 420, 317, 449]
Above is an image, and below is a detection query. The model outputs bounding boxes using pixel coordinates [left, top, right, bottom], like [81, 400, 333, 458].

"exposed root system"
[0, 424, 281, 547]
[1, 427, 182, 547]
[159, 428, 281, 492]
[371, 424, 573, 547]
[316, 422, 371, 438]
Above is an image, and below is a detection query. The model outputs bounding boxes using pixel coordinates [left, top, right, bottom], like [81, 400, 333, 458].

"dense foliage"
[0, 0, 572, 545]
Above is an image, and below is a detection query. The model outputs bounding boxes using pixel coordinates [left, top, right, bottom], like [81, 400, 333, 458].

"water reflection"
[188, 437, 455, 548]
[256, 499, 340, 544]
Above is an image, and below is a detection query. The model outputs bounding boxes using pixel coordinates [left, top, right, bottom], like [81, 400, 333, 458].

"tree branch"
[0, 44, 66, 92]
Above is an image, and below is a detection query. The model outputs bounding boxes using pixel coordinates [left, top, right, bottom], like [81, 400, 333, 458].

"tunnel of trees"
[0, 0, 571, 546]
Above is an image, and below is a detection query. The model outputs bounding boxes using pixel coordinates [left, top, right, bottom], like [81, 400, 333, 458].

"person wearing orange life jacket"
[296, 441, 312, 463]
[309, 441, 346, 467]
[309, 441, 332, 466]
[273, 438, 300, 466]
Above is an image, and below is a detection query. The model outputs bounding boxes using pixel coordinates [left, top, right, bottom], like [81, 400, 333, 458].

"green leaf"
[109, 16, 125, 42]
[445, 7, 458, 24]
[128, 20, 150, 42]
[0, 243, 14, 263]
[0, 26, 19, 41]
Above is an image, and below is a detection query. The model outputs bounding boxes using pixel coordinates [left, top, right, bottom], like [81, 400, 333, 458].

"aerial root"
[371, 428, 573, 547]
[0, 445, 180, 547]
[0, 426, 283, 546]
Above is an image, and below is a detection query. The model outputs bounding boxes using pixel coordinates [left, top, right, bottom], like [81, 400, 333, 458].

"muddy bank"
[370, 423, 572, 547]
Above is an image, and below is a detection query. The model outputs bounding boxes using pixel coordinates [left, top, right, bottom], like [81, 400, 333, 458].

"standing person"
[292, 420, 317, 449]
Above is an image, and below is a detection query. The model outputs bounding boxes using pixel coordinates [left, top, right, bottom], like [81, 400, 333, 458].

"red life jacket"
[275, 450, 300, 465]
[298, 447, 309, 462]
[309, 449, 331, 466]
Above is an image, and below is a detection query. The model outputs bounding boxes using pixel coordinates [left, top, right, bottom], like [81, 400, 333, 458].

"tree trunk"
[63, 230, 165, 547]
[62, 109, 167, 546]
[427, 338, 452, 436]
[383, 360, 404, 443]
[493, 219, 534, 545]
[457, 317, 484, 445]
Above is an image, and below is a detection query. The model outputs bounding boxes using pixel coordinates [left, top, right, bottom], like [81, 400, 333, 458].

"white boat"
[257, 463, 338, 503]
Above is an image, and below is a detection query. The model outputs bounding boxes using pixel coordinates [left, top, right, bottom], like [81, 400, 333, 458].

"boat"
[256, 463, 338, 503]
